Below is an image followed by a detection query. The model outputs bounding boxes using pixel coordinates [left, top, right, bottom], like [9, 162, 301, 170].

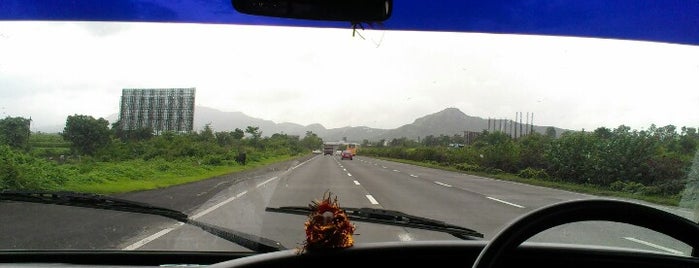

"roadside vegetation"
[0, 115, 323, 194]
[360, 125, 699, 206]
[2, 114, 698, 206]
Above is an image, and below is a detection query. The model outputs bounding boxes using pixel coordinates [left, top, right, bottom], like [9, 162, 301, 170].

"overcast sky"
[1, 21, 698, 133]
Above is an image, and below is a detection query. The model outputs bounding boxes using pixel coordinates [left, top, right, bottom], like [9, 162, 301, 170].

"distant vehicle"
[346, 143, 358, 156]
[312, 149, 321, 154]
[323, 144, 334, 155]
[341, 150, 353, 160]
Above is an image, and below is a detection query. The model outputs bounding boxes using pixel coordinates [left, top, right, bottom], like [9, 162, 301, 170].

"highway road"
[0, 154, 694, 256]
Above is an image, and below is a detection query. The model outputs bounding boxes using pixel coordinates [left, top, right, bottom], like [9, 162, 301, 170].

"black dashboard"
[2, 241, 698, 268]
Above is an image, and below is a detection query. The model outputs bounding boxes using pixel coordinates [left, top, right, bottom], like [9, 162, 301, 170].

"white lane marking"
[366, 195, 379, 205]
[398, 233, 414, 241]
[353, 180, 360, 185]
[123, 222, 185, 250]
[126, 155, 324, 250]
[190, 190, 248, 220]
[343, 168, 347, 171]
[486, 197, 524, 208]
[256, 176, 278, 188]
[347, 173, 352, 177]
[410, 174, 418, 178]
[290, 155, 317, 170]
[623, 237, 684, 255]
[434, 181, 452, 187]
[126, 189, 251, 250]
[124, 156, 317, 250]
[382, 166, 387, 168]
[393, 169, 400, 172]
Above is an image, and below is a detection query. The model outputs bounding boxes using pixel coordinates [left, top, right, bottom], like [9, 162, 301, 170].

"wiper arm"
[1, 191, 189, 221]
[1, 191, 285, 252]
[266, 206, 484, 240]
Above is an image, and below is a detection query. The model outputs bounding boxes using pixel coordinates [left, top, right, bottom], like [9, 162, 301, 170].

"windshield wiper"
[0, 191, 286, 253]
[266, 206, 484, 239]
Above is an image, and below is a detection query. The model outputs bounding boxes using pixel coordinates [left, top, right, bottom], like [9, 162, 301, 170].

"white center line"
[256, 176, 278, 188]
[486, 197, 524, 208]
[382, 166, 387, 168]
[365, 194, 379, 205]
[623, 237, 684, 255]
[190, 190, 248, 220]
[347, 173, 352, 177]
[125, 189, 252, 251]
[397, 233, 414, 242]
[343, 168, 347, 171]
[123, 222, 184, 250]
[433, 181, 452, 187]
[353, 180, 360, 185]
[393, 169, 400, 172]
[410, 174, 418, 178]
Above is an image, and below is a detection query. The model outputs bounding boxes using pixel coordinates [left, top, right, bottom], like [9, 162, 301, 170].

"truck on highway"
[323, 144, 334, 155]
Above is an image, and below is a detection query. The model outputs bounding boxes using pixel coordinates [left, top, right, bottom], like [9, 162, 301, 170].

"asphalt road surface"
[1, 154, 695, 256]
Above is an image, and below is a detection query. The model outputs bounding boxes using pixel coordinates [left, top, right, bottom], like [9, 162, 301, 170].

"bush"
[609, 180, 646, 194]
[517, 167, 550, 179]
[203, 155, 223, 165]
[455, 163, 483, 172]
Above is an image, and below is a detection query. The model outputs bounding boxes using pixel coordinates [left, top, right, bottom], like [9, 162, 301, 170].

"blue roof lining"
[0, 0, 697, 46]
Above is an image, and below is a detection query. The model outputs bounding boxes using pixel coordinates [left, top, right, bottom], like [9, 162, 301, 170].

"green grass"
[371, 156, 681, 207]
[28, 132, 71, 157]
[61, 154, 300, 194]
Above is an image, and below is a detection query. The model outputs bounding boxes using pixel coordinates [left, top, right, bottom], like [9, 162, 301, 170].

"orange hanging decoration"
[300, 191, 355, 253]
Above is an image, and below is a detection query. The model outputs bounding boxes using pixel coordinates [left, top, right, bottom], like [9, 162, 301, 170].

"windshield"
[1, 1, 698, 259]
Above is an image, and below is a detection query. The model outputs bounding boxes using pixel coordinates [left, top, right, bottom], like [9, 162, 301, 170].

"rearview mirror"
[232, 0, 392, 22]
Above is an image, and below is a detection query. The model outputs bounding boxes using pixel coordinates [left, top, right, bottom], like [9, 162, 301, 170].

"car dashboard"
[1, 241, 698, 268]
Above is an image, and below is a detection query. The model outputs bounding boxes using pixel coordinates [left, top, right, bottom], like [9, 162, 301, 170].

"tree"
[593, 127, 613, 139]
[232, 128, 245, 140]
[215, 131, 234, 147]
[245, 126, 262, 140]
[197, 123, 215, 142]
[245, 126, 262, 148]
[545, 127, 557, 138]
[111, 120, 153, 142]
[61, 114, 111, 155]
[301, 131, 323, 150]
[0, 117, 31, 150]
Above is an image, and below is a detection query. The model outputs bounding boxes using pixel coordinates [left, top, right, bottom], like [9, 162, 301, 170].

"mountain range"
[139, 106, 568, 142]
[80, 106, 569, 142]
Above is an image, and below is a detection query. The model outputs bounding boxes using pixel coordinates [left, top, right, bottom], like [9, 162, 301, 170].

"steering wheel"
[472, 199, 699, 268]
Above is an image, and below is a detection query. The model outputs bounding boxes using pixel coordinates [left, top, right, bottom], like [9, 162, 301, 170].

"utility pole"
[514, 112, 518, 139]
[519, 112, 523, 137]
[530, 113, 534, 134]
[525, 112, 529, 135]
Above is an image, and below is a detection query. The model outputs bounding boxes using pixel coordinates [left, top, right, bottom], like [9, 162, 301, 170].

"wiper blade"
[1, 191, 285, 252]
[1, 191, 189, 221]
[266, 206, 484, 239]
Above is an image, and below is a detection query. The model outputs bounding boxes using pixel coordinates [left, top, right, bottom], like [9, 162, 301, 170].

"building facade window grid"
[118, 88, 195, 134]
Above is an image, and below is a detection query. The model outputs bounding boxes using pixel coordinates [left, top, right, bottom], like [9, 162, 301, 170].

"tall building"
[118, 88, 195, 134]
